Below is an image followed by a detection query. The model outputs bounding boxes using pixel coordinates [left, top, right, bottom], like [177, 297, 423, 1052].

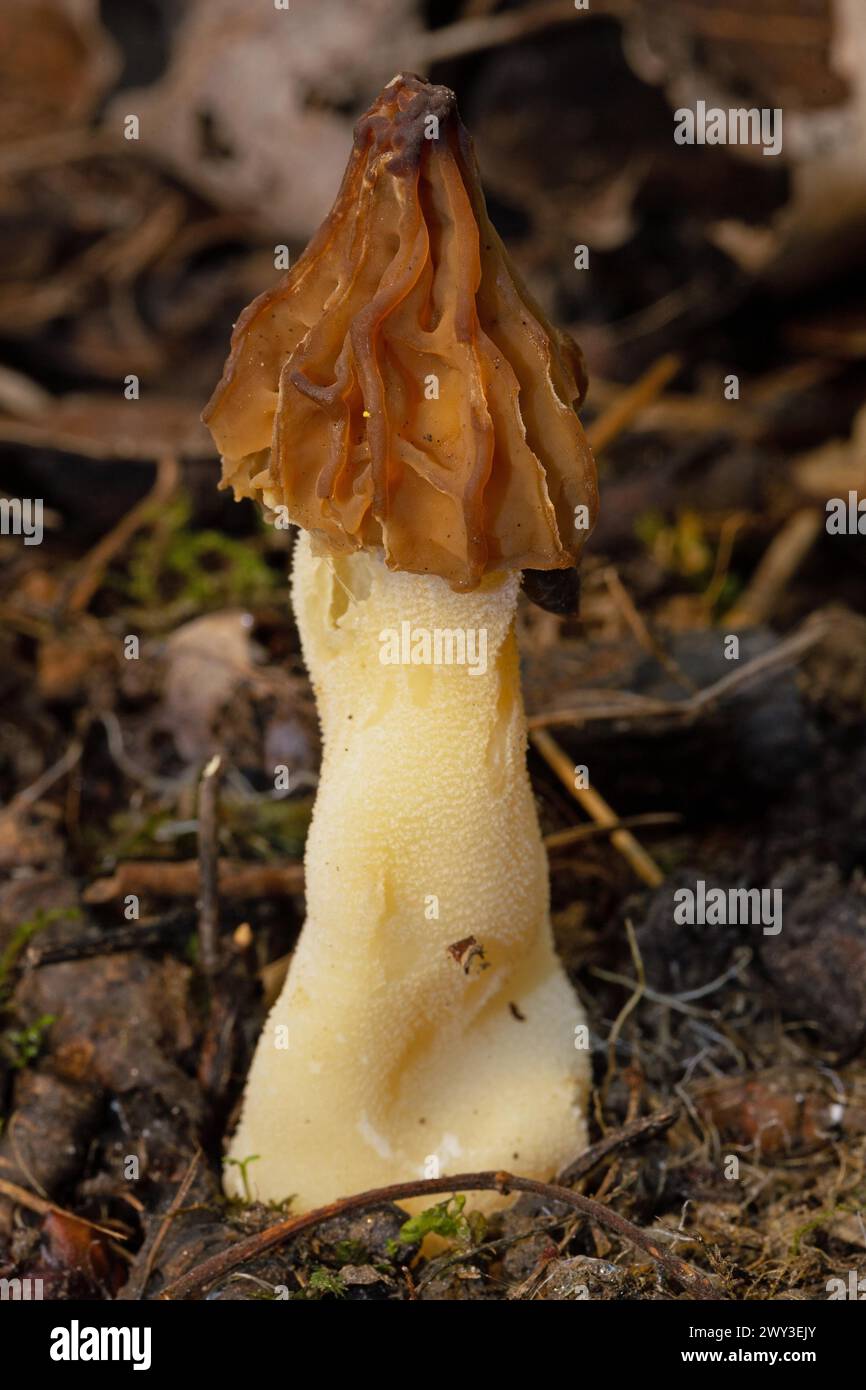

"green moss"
[389, 1194, 486, 1254]
[223, 796, 312, 859]
[123, 493, 278, 616]
[302, 1268, 347, 1300]
[0, 907, 80, 996]
[2, 1014, 57, 1070]
[333, 1238, 368, 1266]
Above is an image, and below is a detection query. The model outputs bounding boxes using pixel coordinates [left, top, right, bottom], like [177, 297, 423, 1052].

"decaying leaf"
[105, 0, 422, 241]
[160, 610, 256, 763]
[0, 392, 213, 460]
[0, 0, 119, 143]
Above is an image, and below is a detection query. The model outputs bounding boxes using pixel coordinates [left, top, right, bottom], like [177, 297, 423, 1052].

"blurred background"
[1, 0, 866, 1301]
[4, 0, 866, 598]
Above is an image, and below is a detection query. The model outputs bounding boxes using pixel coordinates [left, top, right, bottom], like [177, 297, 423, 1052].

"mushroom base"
[224, 533, 589, 1211]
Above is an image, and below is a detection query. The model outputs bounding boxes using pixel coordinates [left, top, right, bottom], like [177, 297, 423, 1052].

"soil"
[1, 0, 865, 1301]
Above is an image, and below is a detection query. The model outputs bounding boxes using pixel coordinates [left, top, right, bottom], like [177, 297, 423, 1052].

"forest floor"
[1, 0, 866, 1300]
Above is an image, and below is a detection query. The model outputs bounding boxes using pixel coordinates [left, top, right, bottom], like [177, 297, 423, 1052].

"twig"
[0, 1177, 127, 1240]
[127, 1150, 202, 1301]
[158, 1169, 718, 1302]
[5, 737, 84, 815]
[83, 859, 304, 904]
[557, 1105, 681, 1186]
[96, 711, 196, 795]
[0, 1176, 58, 1218]
[529, 690, 680, 728]
[590, 946, 753, 1017]
[602, 565, 696, 693]
[723, 508, 824, 628]
[197, 756, 223, 978]
[587, 379, 761, 439]
[702, 511, 749, 613]
[0, 410, 209, 461]
[22, 911, 195, 969]
[0, 363, 53, 417]
[544, 812, 681, 851]
[62, 453, 179, 614]
[530, 728, 664, 888]
[586, 354, 681, 454]
[527, 614, 832, 731]
[605, 918, 646, 1092]
[665, 616, 827, 714]
[406, 0, 590, 67]
[0, 128, 122, 178]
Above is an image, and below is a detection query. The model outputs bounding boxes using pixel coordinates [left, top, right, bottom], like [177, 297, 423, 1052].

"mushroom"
[204, 73, 598, 1211]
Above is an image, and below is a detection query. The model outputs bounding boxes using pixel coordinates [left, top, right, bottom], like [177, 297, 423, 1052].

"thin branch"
[527, 614, 832, 731]
[531, 728, 664, 887]
[602, 564, 696, 693]
[128, 1150, 202, 1301]
[84, 860, 305, 904]
[157, 1169, 718, 1302]
[557, 1105, 681, 1186]
[724, 508, 824, 629]
[62, 453, 179, 615]
[96, 711, 196, 795]
[586, 354, 681, 454]
[5, 737, 84, 815]
[590, 946, 753, 1017]
[197, 755, 223, 979]
[604, 917, 646, 1092]
[22, 911, 195, 969]
[0, 1177, 127, 1240]
[406, 0, 593, 67]
[545, 812, 681, 852]
[0, 128, 123, 178]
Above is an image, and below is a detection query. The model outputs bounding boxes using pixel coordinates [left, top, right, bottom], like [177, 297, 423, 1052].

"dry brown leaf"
[793, 401, 866, 499]
[0, 391, 213, 460]
[106, 0, 422, 241]
[160, 610, 256, 763]
[0, 0, 119, 144]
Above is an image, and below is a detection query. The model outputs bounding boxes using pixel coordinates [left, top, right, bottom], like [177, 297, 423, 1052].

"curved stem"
[159, 1167, 717, 1302]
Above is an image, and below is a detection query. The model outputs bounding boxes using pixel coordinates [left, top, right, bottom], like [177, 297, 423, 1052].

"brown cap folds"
[203, 73, 598, 592]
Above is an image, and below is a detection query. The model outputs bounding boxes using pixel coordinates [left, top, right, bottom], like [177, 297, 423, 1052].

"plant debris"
[1, 0, 865, 1302]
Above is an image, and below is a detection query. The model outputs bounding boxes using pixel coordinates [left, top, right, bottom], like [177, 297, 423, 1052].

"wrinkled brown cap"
[203, 73, 598, 591]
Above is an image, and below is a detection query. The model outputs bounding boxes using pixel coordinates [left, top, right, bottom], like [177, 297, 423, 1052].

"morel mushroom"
[204, 73, 598, 1211]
